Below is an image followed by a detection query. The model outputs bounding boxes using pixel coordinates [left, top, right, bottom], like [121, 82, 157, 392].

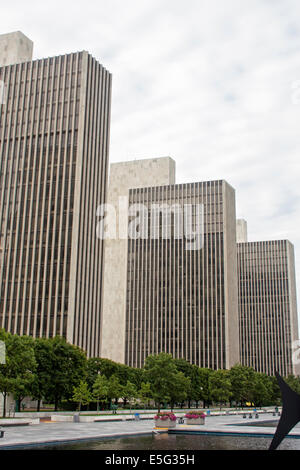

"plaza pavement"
[0, 419, 160, 449]
[1, 411, 300, 449]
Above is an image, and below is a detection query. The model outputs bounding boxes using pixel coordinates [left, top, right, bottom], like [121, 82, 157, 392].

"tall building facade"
[238, 240, 299, 376]
[0, 32, 112, 357]
[123, 176, 239, 369]
[101, 157, 176, 363]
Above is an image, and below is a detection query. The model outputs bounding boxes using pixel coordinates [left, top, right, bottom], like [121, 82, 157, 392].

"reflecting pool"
[24, 432, 300, 451]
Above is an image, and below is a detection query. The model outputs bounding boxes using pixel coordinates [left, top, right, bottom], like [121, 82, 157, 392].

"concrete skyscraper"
[101, 157, 176, 363]
[237, 239, 299, 376]
[101, 158, 240, 370]
[0, 32, 112, 357]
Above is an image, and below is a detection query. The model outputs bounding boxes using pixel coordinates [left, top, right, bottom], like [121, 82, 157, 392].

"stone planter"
[154, 418, 176, 429]
[186, 417, 205, 425]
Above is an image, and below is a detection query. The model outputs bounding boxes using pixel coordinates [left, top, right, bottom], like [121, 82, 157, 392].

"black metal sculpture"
[269, 372, 300, 450]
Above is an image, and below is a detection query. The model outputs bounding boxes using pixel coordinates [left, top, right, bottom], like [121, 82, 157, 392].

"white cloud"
[1, 0, 300, 323]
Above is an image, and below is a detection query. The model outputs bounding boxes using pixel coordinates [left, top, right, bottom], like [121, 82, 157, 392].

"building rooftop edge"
[127, 179, 234, 191]
[110, 156, 176, 166]
[0, 49, 111, 73]
[0, 30, 33, 43]
[237, 239, 293, 246]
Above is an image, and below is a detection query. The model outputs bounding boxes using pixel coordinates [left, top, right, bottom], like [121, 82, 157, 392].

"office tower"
[125, 178, 239, 369]
[101, 158, 239, 369]
[101, 157, 176, 363]
[237, 240, 299, 376]
[0, 32, 112, 357]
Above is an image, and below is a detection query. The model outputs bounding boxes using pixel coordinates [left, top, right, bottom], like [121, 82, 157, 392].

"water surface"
[26, 433, 300, 451]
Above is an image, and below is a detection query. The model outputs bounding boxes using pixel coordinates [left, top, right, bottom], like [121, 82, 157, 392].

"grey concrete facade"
[0, 37, 111, 357]
[101, 158, 239, 369]
[236, 219, 248, 243]
[238, 240, 299, 376]
[124, 179, 239, 369]
[0, 31, 33, 67]
[100, 157, 176, 363]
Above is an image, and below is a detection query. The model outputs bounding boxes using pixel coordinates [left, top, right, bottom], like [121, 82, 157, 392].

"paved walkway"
[1, 412, 299, 449]
[0, 419, 160, 449]
[169, 413, 300, 439]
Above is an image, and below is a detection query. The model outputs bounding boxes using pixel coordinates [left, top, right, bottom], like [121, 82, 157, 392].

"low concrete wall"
[13, 409, 166, 418]
[78, 415, 98, 423]
[47, 413, 157, 423]
[0, 417, 40, 426]
[50, 415, 74, 422]
[15, 411, 92, 418]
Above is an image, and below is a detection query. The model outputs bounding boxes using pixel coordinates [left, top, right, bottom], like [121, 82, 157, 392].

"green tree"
[86, 357, 142, 389]
[249, 373, 273, 407]
[229, 364, 256, 407]
[42, 337, 87, 410]
[269, 375, 281, 405]
[92, 374, 109, 411]
[138, 382, 153, 409]
[126, 367, 145, 391]
[12, 335, 37, 412]
[72, 381, 92, 412]
[0, 330, 36, 417]
[107, 374, 123, 408]
[285, 375, 300, 395]
[31, 338, 55, 411]
[169, 371, 191, 411]
[121, 380, 137, 409]
[209, 369, 232, 409]
[197, 368, 213, 408]
[145, 352, 182, 412]
[173, 358, 194, 406]
[86, 358, 120, 387]
[188, 365, 208, 408]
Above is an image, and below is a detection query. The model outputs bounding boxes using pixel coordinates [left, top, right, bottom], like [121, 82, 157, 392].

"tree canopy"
[0, 329, 292, 414]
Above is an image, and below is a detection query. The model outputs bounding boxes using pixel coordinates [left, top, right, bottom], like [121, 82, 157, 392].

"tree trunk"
[37, 399, 41, 412]
[16, 397, 22, 412]
[2, 392, 7, 418]
[15, 398, 20, 412]
[54, 396, 59, 411]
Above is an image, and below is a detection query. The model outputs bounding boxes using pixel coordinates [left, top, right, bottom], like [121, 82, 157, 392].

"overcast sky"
[2, 0, 300, 315]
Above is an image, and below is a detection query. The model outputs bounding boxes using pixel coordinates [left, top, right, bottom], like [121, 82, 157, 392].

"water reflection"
[28, 433, 300, 451]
